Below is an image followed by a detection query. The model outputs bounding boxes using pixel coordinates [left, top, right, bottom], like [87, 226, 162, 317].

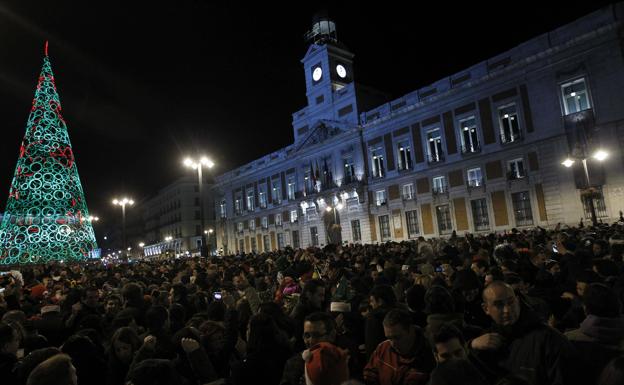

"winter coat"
[365, 306, 394, 358]
[0, 352, 18, 385]
[469, 305, 578, 385]
[363, 332, 435, 385]
[565, 315, 624, 384]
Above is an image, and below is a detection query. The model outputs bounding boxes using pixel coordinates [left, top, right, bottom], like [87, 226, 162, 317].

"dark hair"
[424, 285, 455, 314]
[583, 283, 621, 318]
[145, 306, 169, 332]
[111, 327, 141, 353]
[122, 283, 143, 306]
[432, 324, 465, 352]
[26, 354, 75, 385]
[405, 284, 427, 312]
[246, 313, 285, 355]
[370, 284, 397, 307]
[383, 309, 413, 331]
[597, 356, 624, 385]
[304, 312, 336, 335]
[301, 279, 325, 304]
[0, 321, 17, 350]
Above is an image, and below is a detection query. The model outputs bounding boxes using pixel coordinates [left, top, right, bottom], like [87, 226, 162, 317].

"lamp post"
[112, 197, 134, 257]
[562, 149, 608, 226]
[325, 202, 343, 245]
[184, 156, 214, 257]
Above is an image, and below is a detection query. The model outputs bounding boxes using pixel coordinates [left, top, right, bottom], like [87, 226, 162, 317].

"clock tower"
[292, 12, 360, 143]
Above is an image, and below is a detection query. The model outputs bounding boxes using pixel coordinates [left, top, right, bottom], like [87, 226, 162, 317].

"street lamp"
[112, 197, 134, 257]
[183, 156, 215, 257]
[562, 149, 608, 226]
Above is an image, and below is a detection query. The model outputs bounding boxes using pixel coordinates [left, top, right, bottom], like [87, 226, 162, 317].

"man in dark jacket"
[565, 283, 624, 384]
[365, 285, 397, 358]
[469, 281, 578, 385]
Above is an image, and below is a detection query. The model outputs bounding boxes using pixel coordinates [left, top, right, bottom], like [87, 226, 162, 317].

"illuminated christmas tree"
[0, 42, 98, 265]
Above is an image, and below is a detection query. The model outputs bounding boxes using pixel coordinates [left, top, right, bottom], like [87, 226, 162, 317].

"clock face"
[336, 64, 347, 79]
[312, 67, 323, 82]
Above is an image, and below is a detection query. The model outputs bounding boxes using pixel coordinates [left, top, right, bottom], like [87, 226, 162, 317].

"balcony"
[467, 179, 486, 194]
[461, 143, 481, 155]
[500, 131, 523, 145]
[427, 151, 445, 164]
[506, 171, 526, 181]
[432, 185, 449, 200]
[397, 160, 413, 173]
[402, 193, 415, 201]
[341, 174, 357, 186]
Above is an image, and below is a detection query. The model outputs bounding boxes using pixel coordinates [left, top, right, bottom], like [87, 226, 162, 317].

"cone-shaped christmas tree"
[0, 42, 98, 265]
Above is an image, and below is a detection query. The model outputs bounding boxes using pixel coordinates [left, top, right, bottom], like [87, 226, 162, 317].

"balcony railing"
[506, 171, 526, 181]
[432, 185, 448, 195]
[397, 160, 413, 172]
[402, 193, 415, 201]
[461, 143, 481, 155]
[500, 131, 523, 144]
[427, 151, 445, 164]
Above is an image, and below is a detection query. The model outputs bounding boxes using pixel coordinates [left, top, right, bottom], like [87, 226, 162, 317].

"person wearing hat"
[302, 342, 349, 385]
[281, 312, 338, 385]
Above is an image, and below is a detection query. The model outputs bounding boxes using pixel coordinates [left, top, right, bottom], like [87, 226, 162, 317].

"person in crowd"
[0, 321, 20, 385]
[228, 312, 292, 385]
[431, 324, 467, 363]
[291, 279, 326, 351]
[26, 353, 77, 385]
[0, 221, 623, 385]
[365, 285, 397, 358]
[565, 283, 624, 384]
[469, 281, 578, 385]
[281, 311, 337, 385]
[364, 309, 435, 385]
[106, 327, 142, 385]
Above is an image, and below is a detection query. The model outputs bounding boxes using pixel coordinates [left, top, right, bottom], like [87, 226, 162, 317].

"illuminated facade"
[142, 175, 215, 257]
[214, 5, 624, 253]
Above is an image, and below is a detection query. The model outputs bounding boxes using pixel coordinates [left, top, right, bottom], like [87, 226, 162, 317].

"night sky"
[0, 1, 615, 234]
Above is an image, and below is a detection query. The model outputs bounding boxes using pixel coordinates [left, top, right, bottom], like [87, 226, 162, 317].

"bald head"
[481, 281, 520, 326]
[482, 281, 514, 302]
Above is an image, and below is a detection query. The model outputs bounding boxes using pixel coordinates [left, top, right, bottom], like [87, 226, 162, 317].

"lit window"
[397, 140, 412, 170]
[499, 104, 521, 143]
[561, 78, 591, 115]
[508, 158, 526, 179]
[427, 129, 443, 163]
[459, 117, 480, 153]
[432, 176, 447, 194]
[467, 168, 483, 187]
[371, 148, 385, 178]
[290, 210, 298, 223]
[287, 176, 296, 200]
[402, 184, 414, 200]
[275, 213, 282, 226]
[375, 190, 387, 206]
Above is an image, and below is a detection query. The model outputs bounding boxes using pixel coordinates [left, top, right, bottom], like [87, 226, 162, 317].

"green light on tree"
[0, 42, 98, 264]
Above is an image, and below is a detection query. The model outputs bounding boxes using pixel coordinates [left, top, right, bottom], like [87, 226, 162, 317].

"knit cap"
[302, 342, 349, 385]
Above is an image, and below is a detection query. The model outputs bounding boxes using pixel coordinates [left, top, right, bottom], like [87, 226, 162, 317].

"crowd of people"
[2, 219, 624, 385]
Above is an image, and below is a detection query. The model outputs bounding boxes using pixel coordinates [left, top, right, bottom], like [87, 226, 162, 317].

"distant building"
[213, 4, 624, 254]
[142, 175, 215, 257]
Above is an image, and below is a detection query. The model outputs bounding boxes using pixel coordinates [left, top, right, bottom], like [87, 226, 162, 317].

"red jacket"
[363, 340, 434, 385]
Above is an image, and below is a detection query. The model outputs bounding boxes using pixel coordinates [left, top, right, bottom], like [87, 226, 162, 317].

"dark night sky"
[0, 1, 616, 233]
